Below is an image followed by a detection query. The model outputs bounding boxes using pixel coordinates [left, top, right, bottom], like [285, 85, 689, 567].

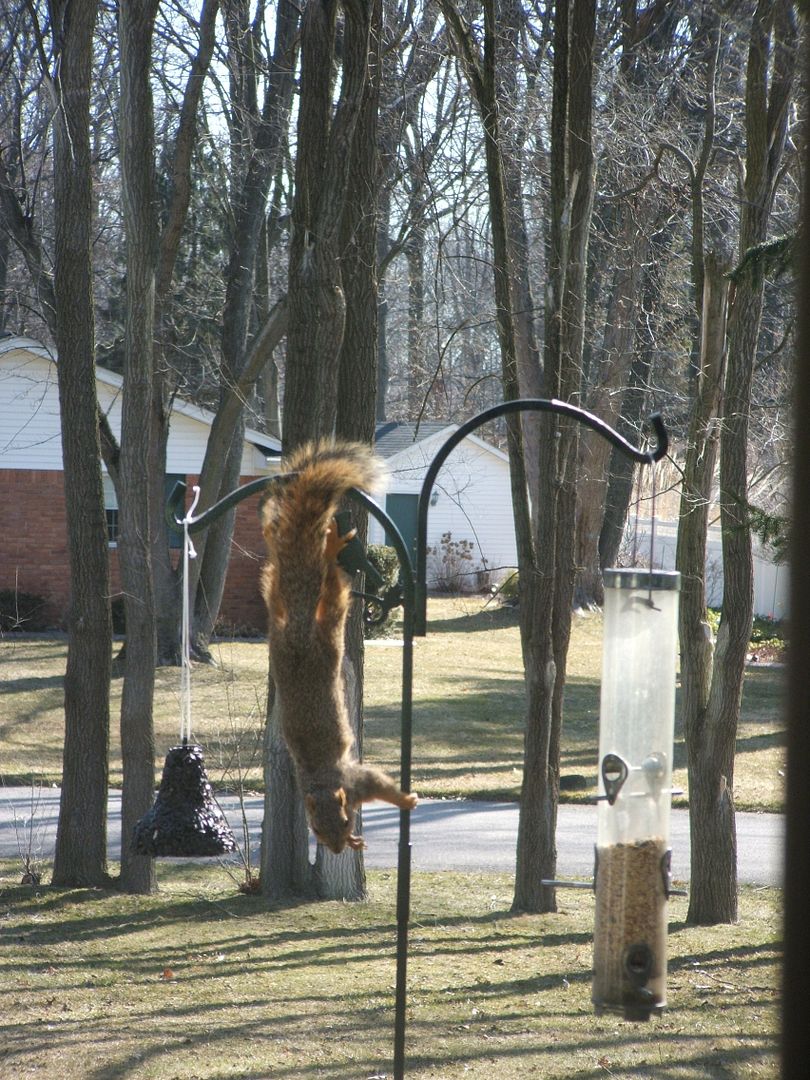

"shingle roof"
[373, 420, 454, 459]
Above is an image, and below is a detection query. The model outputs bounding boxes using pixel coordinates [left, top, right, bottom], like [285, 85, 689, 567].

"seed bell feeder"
[132, 486, 236, 858]
[592, 567, 681, 1020]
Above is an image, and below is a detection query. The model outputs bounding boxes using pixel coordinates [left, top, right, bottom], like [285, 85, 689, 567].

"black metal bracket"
[164, 399, 668, 1080]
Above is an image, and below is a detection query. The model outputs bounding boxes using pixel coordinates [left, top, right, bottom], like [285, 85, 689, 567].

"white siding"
[369, 431, 518, 585]
[0, 347, 63, 468]
[624, 517, 789, 620]
[0, 344, 273, 476]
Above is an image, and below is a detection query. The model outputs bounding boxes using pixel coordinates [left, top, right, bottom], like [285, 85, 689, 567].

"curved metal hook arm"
[164, 474, 415, 615]
[414, 399, 668, 635]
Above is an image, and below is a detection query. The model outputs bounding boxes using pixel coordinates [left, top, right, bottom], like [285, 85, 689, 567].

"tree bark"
[283, 0, 372, 442]
[260, 684, 312, 903]
[438, 0, 591, 914]
[598, 225, 670, 572]
[116, 0, 161, 895]
[514, 0, 595, 913]
[575, 211, 641, 606]
[676, 252, 731, 921]
[187, 0, 299, 649]
[686, 0, 796, 924]
[49, 0, 112, 889]
[262, 0, 374, 902]
[782, 27, 810, 1068]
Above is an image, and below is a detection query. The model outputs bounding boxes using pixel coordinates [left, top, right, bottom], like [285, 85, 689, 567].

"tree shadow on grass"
[425, 602, 521, 635]
[1, 881, 778, 1080]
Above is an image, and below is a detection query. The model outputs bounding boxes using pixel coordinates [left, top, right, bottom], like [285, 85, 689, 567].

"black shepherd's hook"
[162, 400, 667, 1080]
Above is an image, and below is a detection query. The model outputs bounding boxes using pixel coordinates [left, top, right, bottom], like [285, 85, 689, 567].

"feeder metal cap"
[603, 568, 681, 591]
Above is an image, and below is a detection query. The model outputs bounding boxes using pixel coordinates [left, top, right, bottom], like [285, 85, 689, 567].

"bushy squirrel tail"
[261, 440, 384, 604]
[264, 439, 383, 542]
[285, 439, 383, 509]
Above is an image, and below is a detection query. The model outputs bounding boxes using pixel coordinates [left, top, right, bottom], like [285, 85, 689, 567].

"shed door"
[385, 493, 418, 565]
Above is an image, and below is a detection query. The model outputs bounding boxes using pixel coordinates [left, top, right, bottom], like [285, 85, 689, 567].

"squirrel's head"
[305, 788, 365, 854]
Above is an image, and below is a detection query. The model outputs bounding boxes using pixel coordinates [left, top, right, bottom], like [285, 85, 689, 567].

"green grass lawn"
[0, 596, 786, 810]
[0, 863, 781, 1079]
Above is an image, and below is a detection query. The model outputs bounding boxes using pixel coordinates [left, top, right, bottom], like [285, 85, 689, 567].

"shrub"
[363, 545, 400, 639]
[0, 589, 50, 632]
[366, 544, 400, 591]
[426, 532, 489, 594]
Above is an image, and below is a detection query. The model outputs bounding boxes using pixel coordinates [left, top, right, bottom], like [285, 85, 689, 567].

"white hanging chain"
[180, 485, 202, 745]
[647, 459, 658, 609]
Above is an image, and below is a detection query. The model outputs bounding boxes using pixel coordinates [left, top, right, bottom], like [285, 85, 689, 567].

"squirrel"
[260, 439, 418, 854]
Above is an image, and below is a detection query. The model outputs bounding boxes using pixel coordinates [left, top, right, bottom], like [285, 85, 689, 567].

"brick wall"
[0, 469, 268, 634]
[1, 469, 73, 626]
[208, 479, 269, 636]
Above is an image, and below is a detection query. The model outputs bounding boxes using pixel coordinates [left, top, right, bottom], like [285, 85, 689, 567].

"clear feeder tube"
[592, 568, 680, 1020]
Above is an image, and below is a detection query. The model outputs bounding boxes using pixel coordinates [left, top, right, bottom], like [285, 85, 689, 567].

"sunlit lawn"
[0, 863, 781, 1079]
[0, 597, 786, 810]
[0, 597, 786, 1079]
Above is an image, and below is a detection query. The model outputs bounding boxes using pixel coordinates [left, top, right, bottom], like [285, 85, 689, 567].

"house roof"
[0, 334, 281, 457]
[374, 419, 509, 466]
[374, 420, 453, 458]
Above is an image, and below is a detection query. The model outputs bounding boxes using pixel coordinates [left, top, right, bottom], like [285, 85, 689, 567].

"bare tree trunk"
[49, 0, 112, 889]
[405, 225, 427, 418]
[439, 0, 590, 915]
[599, 225, 670, 571]
[283, 0, 371, 442]
[262, 0, 374, 902]
[152, 0, 220, 667]
[676, 253, 730, 921]
[260, 684, 312, 903]
[499, 0, 544, 500]
[187, 0, 299, 649]
[514, 0, 595, 913]
[782, 32, 810, 1067]
[686, 0, 796, 924]
[116, 0, 160, 895]
[316, 0, 385, 902]
[575, 212, 641, 606]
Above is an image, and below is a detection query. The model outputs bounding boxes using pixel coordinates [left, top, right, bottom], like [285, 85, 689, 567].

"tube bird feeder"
[592, 568, 680, 1021]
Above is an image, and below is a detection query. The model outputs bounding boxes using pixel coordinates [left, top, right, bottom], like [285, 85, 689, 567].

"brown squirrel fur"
[260, 440, 417, 854]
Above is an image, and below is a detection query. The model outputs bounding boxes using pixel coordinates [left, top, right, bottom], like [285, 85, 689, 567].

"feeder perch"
[132, 743, 236, 857]
[334, 509, 386, 592]
[592, 568, 680, 1021]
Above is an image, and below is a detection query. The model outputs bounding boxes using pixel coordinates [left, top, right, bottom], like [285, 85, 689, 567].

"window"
[165, 474, 185, 550]
[102, 473, 186, 548]
[103, 474, 119, 546]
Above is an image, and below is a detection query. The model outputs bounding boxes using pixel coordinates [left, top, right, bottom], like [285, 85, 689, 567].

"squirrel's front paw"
[402, 792, 418, 810]
[325, 520, 355, 561]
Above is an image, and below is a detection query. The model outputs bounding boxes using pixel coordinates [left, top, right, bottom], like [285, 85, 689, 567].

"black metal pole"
[413, 401, 668, 635]
[348, 493, 415, 1080]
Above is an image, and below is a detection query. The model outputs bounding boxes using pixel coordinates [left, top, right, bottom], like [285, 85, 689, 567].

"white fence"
[623, 517, 788, 621]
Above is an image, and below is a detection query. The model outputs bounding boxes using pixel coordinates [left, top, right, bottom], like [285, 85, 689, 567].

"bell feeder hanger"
[132, 486, 236, 858]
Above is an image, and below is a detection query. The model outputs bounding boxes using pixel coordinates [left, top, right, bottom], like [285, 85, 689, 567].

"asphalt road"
[0, 787, 783, 886]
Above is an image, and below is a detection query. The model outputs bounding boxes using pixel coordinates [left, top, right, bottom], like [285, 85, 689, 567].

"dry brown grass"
[0, 596, 786, 810]
[0, 863, 781, 1079]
